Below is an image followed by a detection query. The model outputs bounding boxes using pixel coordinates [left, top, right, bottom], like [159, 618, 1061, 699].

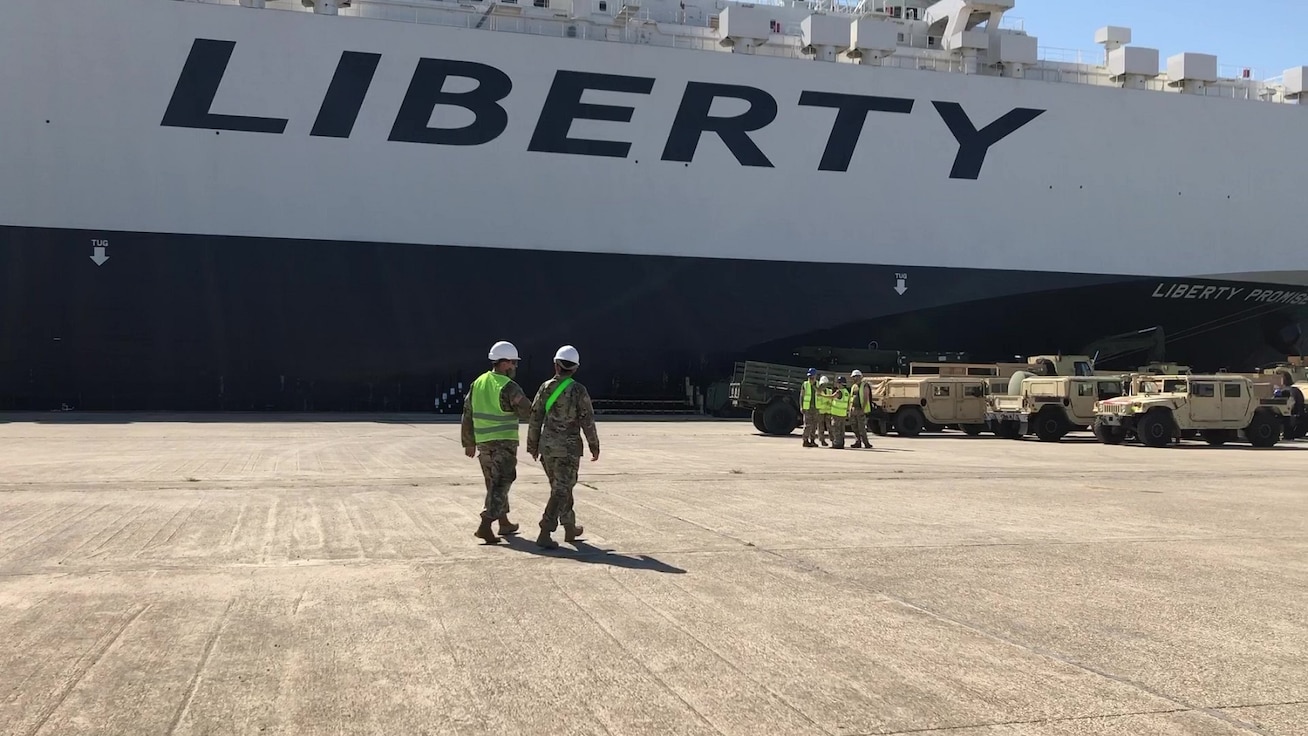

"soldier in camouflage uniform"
[527, 345, 600, 549]
[462, 340, 534, 544]
[847, 369, 873, 449]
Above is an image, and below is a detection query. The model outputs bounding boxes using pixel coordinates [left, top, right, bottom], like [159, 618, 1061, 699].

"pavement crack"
[23, 603, 151, 736]
[611, 567, 833, 735]
[860, 706, 1194, 734]
[167, 597, 236, 735]
[549, 568, 728, 736]
[758, 548, 1276, 736]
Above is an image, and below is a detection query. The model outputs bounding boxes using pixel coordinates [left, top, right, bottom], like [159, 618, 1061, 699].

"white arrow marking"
[90, 245, 109, 266]
[893, 276, 907, 295]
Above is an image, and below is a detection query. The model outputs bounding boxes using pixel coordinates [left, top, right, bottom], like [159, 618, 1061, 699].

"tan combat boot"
[536, 530, 559, 549]
[497, 515, 520, 536]
[563, 523, 584, 543]
[474, 517, 500, 544]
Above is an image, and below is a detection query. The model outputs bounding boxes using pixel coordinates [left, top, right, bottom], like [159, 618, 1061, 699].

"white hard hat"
[488, 340, 519, 361]
[554, 345, 580, 365]
[851, 370, 863, 377]
[818, 376, 829, 385]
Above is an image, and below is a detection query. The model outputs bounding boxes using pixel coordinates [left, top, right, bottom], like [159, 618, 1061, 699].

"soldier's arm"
[579, 387, 600, 455]
[460, 391, 476, 452]
[526, 385, 546, 455]
[502, 381, 534, 421]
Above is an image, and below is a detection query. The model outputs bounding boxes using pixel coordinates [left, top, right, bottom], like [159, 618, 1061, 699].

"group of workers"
[460, 340, 601, 549]
[798, 367, 874, 449]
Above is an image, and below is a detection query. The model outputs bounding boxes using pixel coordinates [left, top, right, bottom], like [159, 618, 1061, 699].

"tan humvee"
[1092, 374, 1290, 448]
[986, 375, 1126, 441]
[866, 375, 990, 437]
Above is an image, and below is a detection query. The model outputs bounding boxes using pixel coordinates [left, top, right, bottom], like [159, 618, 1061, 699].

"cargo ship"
[2, 0, 1306, 412]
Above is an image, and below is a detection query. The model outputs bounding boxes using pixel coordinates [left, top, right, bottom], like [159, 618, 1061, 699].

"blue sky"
[1014, 0, 1307, 81]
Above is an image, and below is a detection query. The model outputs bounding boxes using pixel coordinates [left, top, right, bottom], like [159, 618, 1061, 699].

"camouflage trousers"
[539, 454, 580, 532]
[802, 409, 820, 444]
[477, 445, 517, 520]
[828, 415, 846, 448]
[849, 411, 869, 445]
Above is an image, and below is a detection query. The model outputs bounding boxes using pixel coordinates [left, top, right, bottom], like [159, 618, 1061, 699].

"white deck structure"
[214, 0, 1307, 104]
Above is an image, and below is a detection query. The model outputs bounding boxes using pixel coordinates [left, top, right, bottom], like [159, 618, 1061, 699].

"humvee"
[867, 375, 990, 437]
[1092, 374, 1290, 448]
[986, 375, 1125, 441]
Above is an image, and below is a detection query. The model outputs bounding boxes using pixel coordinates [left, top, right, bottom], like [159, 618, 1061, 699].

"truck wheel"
[869, 417, 889, 436]
[751, 408, 767, 433]
[1201, 429, 1233, 446]
[961, 424, 984, 436]
[760, 400, 798, 436]
[894, 407, 924, 437]
[1137, 411, 1173, 448]
[1245, 410, 1280, 448]
[1093, 420, 1125, 445]
[1033, 409, 1066, 442]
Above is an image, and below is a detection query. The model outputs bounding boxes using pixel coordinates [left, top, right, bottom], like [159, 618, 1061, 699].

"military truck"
[728, 361, 814, 435]
[1091, 374, 1290, 448]
[986, 375, 1126, 441]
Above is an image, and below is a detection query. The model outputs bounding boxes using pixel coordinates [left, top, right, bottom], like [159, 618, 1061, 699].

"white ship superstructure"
[227, 0, 1306, 103]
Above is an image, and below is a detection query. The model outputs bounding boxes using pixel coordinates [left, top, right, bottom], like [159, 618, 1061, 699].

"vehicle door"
[1068, 381, 1099, 422]
[926, 382, 955, 422]
[1220, 381, 1249, 423]
[957, 382, 985, 422]
[1188, 381, 1219, 422]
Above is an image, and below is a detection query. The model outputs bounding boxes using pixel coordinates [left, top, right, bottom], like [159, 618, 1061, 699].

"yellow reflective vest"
[800, 380, 818, 412]
[849, 380, 868, 413]
[829, 387, 849, 417]
[469, 371, 518, 443]
[816, 387, 833, 414]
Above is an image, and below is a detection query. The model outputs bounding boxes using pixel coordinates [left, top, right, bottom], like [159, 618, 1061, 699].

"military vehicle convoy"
[730, 338, 1307, 449]
[1092, 374, 1291, 447]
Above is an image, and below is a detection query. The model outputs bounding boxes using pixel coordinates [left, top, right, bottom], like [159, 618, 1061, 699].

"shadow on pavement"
[500, 535, 687, 574]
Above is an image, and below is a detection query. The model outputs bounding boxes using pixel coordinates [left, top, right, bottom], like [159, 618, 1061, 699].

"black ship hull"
[3, 225, 1306, 412]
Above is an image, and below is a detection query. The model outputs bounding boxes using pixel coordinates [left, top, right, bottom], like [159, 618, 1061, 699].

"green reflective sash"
[545, 377, 574, 414]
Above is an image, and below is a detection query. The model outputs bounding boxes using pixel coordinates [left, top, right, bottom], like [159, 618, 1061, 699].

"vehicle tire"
[1201, 429, 1233, 446]
[1033, 409, 1066, 442]
[1245, 409, 1280, 448]
[1137, 411, 1172, 448]
[761, 400, 799, 436]
[751, 407, 767, 433]
[869, 417, 889, 436]
[1290, 387, 1307, 439]
[1093, 419, 1125, 445]
[961, 423, 985, 436]
[894, 407, 925, 437]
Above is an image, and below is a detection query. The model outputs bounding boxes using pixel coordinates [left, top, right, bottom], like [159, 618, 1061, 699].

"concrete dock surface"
[0, 415, 1304, 736]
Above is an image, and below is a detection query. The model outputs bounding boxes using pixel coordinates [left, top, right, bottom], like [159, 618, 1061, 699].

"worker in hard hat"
[828, 376, 849, 449]
[462, 340, 535, 544]
[526, 345, 600, 549]
[847, 369, 872, 449]
[800, 368, 821, 447]
[815, 375, 833, 446]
